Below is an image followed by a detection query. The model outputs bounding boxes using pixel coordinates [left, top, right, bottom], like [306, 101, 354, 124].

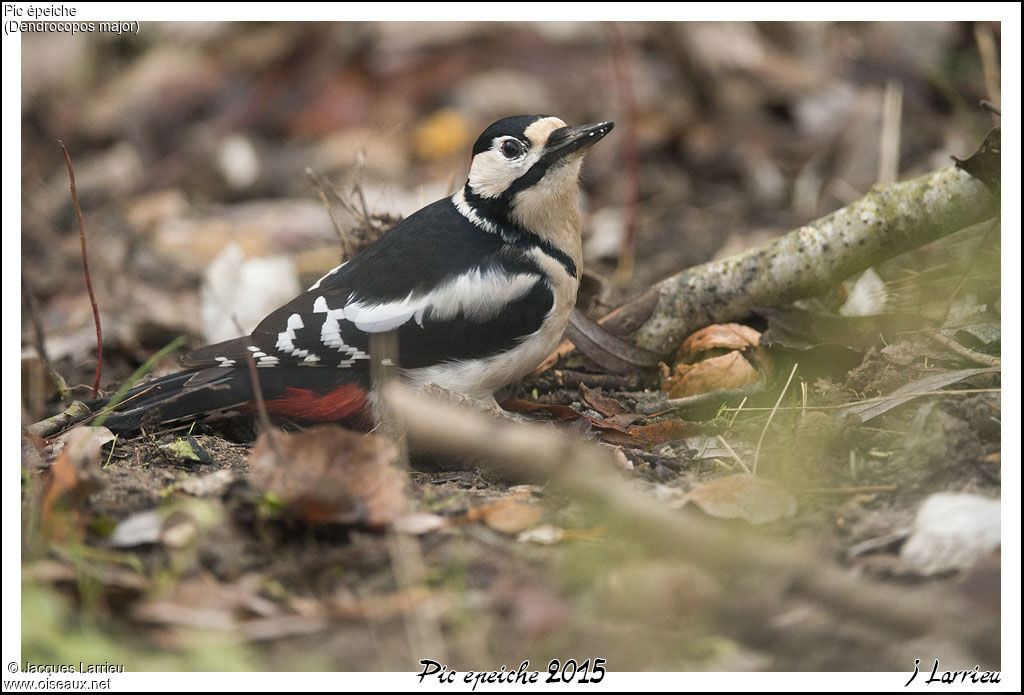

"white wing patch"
[312, 295, 371, 367]
[343, 298, 423, 332]
[276, 313, 311, 359]
[324, 267, 539, 333]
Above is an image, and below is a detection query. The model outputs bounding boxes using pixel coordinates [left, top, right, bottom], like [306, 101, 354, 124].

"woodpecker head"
[462, 115, 613, 242]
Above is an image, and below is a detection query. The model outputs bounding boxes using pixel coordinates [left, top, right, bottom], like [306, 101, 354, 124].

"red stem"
[59, 140, 103, 398]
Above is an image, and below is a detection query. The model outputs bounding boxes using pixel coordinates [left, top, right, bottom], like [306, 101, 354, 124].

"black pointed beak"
[545, 121, 615, 159]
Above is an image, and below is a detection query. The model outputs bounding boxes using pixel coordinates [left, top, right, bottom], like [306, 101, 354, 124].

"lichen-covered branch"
[634, 166, 999, 357]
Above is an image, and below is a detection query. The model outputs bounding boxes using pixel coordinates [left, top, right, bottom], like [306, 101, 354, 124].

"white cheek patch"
[469, 149, 538, 198]
[467, 117, 567, 199]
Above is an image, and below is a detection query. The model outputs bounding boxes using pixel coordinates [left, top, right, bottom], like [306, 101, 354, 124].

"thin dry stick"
[241, 344, 273, 432]
[226, 310, 291, 467]
[928, 331, 1001, 368]
[604, 21, 641, 286]
[878, 80, 903, 184]
[59, 140, 102, 397]
[721, 387, 1001, 413]
[753, 362, 798, 475]
[306, 167, 352, 261]
[370, 332, 439, 661]
[22, 279, 53, 422]
[21, 278, 51, 367]
[726, 395, 748, 428]
[387, 531, 448, 665]
[716, 434, 751, 474]
[803, 485, 897, 494]
[219, 304, 287, 461]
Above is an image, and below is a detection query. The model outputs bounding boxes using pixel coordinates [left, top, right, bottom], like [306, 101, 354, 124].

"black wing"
[184, 198, 554, 372]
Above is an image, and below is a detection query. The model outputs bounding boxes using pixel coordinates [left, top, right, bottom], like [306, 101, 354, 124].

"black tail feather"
[85, 368, 252, 434]
[80, 366, 370, 434]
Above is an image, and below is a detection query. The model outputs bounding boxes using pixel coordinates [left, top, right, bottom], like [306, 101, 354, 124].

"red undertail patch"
[262, 384, 369, 422]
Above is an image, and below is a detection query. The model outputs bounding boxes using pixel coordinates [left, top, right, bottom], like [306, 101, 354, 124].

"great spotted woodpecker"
[92, 115, 613, 433]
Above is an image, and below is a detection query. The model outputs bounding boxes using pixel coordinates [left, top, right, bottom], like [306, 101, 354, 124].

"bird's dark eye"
[500, 139, 524, 159]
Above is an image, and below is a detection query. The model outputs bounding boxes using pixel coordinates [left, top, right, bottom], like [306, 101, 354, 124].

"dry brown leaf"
[459, 491, 542, 534]
[683, 473, 796, 525]
[248, 425, 404, 527]
[597, 419, 697, 447]
[605, 413, 642, 428]
[530, 289, 661, 377]
[676, 323, 762, 363]
[580, 383, 626, 417]
[483, 501, 543, 534]
[41, 426, 107, 540]
[502, 396, 678, 449]
[662, 351, 759, 398]
[662, 323, 764, 398]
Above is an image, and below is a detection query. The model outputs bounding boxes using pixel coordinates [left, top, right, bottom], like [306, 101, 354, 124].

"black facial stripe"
[500, 150, 564, 199]
[463, 185, 578, 280]
[502, 123, 612, 198]
[472, 115, 553, 157]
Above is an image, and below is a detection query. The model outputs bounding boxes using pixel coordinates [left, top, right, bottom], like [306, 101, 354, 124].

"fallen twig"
[24, 401, 91, 439]
[753, 362, 798, 474]
[928, 331, 1001, 368]
[59, 141, 103, 397]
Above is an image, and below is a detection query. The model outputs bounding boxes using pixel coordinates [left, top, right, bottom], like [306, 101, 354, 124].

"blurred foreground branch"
[384, 383, 998, 663]
[628, 165, 998, 357]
